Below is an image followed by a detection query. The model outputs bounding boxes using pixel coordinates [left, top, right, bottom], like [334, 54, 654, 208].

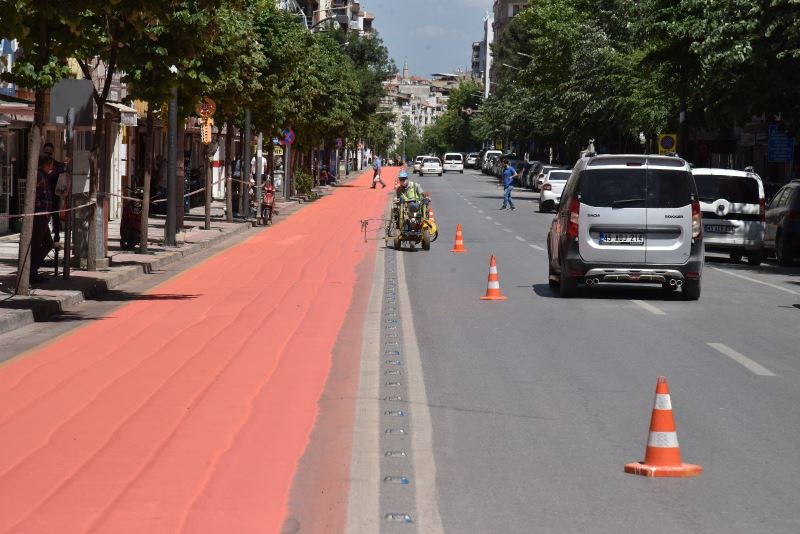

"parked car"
[443, 152, 465, 173]
[533, 165, 560, 192]
[547, 153, 703, 299]
[482, 150, 502, 174]
[420, 156, 443, 176]
[466, 152, 479, 168]
[521, 161, 543, 189]
[483, 154, 499, 174]
[539, 169, 571, 212]
[763, 179, 800, 264]
[413, 155, 425, 173]
[692, 167, 765, 265]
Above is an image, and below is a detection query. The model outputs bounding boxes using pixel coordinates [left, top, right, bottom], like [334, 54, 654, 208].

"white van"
[482, 150, 502, 173]
[443, 153, 464, 173]
[692, 168, 765, 265]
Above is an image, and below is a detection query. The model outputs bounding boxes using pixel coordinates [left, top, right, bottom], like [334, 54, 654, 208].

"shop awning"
[105, 101, 139, 127]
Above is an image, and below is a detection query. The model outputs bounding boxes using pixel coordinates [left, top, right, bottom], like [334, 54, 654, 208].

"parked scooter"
[120, 186, 143, 250]
[260, 180, 276, 225]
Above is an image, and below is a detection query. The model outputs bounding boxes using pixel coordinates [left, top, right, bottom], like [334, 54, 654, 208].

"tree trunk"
[177, 119, 186, 230]
[15, 88, 45, 295]
[139, 107, 154, 253]
[225, 120, 234, 223]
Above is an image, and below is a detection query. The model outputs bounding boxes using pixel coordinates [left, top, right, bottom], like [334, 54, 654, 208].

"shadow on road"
[90, 291, 201, 302]
[532, 282, 687, 301]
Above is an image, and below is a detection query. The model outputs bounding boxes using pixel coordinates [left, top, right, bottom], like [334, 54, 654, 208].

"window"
[768, 187, 788, 209]
[694, 174, 759, 204]
[578, 168, 693, 208]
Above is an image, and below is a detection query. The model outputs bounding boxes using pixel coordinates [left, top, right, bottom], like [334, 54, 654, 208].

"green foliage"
[294, 169, 315, 197]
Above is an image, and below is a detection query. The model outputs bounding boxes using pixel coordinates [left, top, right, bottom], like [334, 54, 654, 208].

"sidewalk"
[0, 181, 346, 336]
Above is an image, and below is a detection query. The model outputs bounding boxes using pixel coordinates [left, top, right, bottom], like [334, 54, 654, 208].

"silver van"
[692, 168, 765, 265]
[547, 154, 704, 299]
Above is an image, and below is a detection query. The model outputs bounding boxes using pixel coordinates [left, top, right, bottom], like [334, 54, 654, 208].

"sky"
[367, 0, 491, 77]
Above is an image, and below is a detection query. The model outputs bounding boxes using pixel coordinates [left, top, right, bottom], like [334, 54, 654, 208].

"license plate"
[704, 224, 735, 234]
[599, 232, 644, 245]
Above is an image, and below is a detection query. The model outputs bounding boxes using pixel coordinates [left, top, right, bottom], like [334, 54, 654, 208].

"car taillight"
[543, 183, 552, 191]
[692, 201, 702, 238]
[759, 198, 766, 222]
[567, 199, 580, 238]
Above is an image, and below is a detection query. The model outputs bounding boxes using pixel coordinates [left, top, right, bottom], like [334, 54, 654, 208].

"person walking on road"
[500, 158, 518, 210]
[371, 154, 386, 189]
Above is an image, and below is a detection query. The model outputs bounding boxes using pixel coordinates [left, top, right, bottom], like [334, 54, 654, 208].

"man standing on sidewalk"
[500, 158, 517, 210]
[30, 149, 56, 283]
[371, 154, 386, 189]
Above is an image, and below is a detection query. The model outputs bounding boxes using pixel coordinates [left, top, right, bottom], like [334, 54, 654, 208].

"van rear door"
[644, 168, 695, 264]
[577, 167, 647, 264]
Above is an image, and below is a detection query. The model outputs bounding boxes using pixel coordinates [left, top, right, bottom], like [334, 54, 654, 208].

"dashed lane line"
[515, 236, 526, 242]
[485, 216, 493, 221]
[502, 229, 513, 233]
[710, 267, 799, 296]
[631, 299, 667, 316]
[707, 342, 776, 377]
[529, 244, 545, 251]
[494, 222, 502, 226]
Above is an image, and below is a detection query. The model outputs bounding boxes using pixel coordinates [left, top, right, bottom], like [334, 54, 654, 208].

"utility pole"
[242, 109, 252, 218]
[165, 86, 177, 247]
[256, 133, 264, 207]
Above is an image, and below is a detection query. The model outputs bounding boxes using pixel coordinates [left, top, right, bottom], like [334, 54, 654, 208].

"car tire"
[776, 234, 793, 265]
[421, 230, 431, 250]
[394, 237, 402, 250]
[538, 200, 546, 213]
[730, 252, 743, 263]
[682, 279, 701, 300]
[548, 260, 559, 290]
[558, 262, 577, 298]
[439, 173, 442, 176]
[746, 250, 763, 266]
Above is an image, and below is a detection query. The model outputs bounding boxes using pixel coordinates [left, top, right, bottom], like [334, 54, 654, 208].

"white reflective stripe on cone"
[647, 431, 679, 448]
[487, 281, 500, 289]
[489, 267, 498, 274]
[653, 394, 672, 411]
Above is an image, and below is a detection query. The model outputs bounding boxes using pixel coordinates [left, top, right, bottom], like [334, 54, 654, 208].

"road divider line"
[502, 229, 513, 233]
[529, 244, 544, 251]
[494, 222, 501, 226]
[711, 267, 799, 296]
[515, 236, 526, 242]
[707, 342, 776, 376]
[631, 299, 667, 316]
[397, 251, 445, 533]
[477, 210, 484, 214]
[485, 216, 493, 221]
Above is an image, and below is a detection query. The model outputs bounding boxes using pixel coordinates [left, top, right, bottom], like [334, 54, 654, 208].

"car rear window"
[445, 154, 462, 161]
[694, 174, 760, 204]
[547, 171, 571, 181]
[424, 158, 440, 164]
[578, 169, 694, 208]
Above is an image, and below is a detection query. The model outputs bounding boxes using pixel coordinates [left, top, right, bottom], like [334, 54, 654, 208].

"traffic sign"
[195, 96, 216, 119]
[283, 129, 296, 146]
[658, 133, 677, 154]
[768, 125, 794, 162]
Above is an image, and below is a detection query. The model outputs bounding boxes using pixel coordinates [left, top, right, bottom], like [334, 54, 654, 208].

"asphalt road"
[380, 166, 800, 533]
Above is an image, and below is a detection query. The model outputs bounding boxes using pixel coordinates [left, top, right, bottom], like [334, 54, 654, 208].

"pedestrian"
[500, 158, 517, 210]
[371, 154, 386, 189]
[40, 142, 68, 243]
[30, 147, 57, 283]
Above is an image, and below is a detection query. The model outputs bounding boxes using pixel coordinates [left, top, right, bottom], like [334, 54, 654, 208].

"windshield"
[579, 168, 694, 208]
[694, 174, 760, 204]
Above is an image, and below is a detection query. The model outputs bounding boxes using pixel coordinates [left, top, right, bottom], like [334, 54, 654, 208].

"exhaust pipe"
[585, 278, 594, 286]
[676, 279, 684, 288]
[669, 279, 677, 286]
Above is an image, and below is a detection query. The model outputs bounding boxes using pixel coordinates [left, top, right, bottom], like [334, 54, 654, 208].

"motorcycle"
[120, 186, 143, 250]
[387, 195, 437, 251]
[260, 181, 276, 225]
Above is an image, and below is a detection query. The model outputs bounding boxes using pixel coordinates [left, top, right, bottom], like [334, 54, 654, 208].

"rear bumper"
[562, 239, 704, 282]
[704, 237, 762, 253]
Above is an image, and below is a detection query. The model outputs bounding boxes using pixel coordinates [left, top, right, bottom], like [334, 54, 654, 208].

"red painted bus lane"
[0, 168, 396, 533]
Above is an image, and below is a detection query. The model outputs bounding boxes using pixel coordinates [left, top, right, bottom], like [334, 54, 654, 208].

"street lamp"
[516, 52, 534, 59]
[502, 63, 521, 71]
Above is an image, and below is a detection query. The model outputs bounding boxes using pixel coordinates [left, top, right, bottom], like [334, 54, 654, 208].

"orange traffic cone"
[624, 376, 703, 477]
[428, 205, 436, 225]
[450, 224, 468, 253]
[480, 255, 507, 301]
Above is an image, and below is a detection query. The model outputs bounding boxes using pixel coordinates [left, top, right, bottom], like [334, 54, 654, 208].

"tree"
[0, 2, 76, 295]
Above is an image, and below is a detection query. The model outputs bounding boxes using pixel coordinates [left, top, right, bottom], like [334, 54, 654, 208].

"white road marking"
[503, 228, 513, 233]
[631, 299, 667, 316]
[485, 216, 493, 220]
[515, 236, 526, 242]
[397, 252, 445, 533]
[529, 244, 545, 251]
[711, 267, 799, 296]
[345, 247, 383, 533]
[494, 221, 502, 226]
[707, 342, 776, 377]
[477, 210, 484, 214]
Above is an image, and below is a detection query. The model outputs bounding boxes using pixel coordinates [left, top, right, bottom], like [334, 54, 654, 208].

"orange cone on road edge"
[450, 224, 468, 253]
[480, 255, 508, 301]
[624, 376, 703, 478]
[428, 205, 436, 224]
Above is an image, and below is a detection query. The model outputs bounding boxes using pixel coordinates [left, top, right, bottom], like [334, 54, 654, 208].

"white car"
[413, 156, 425, 173]
[692, 167, 766, 265]
[443, 153, 464, 173]
[466, 153, 479, 168]
[420, 157, 443, 176]
[538, 169, 572, 212]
